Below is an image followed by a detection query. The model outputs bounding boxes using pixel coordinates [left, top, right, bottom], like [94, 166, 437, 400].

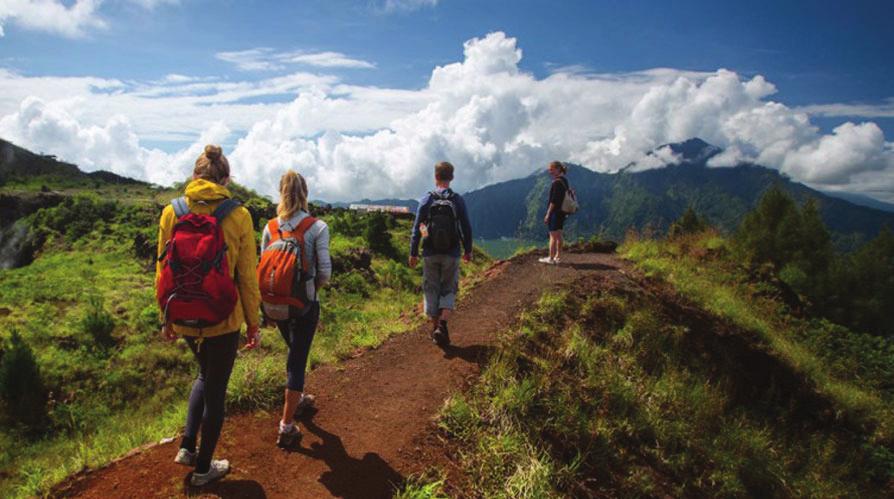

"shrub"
[365, 212, 398, 258]
[375, 259, 416, 290]
[0, 330, 48, 432]
[363, 213, 397, 257]
[330, 272, 371, 297]
[31, 194, 118, 241]
[668, 206, 708, 238]
[80, 295, 116, 349]
[327, 211, 366, 238]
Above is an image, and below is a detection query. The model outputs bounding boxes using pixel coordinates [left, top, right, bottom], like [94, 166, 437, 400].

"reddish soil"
[54, 251, 629, 499]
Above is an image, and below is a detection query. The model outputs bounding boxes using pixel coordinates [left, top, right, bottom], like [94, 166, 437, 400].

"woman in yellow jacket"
[155, 145, 260, 487]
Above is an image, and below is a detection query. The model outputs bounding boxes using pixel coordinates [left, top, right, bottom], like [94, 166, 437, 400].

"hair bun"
[204, 144, 222, 161]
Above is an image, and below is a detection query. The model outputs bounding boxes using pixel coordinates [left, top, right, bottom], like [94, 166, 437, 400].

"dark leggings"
[180, 331, 239, 473]
[276, 302, 320, 392]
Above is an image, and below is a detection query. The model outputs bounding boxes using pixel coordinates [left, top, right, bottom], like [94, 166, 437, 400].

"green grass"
[0, 200, 492, 498]
[434, 251, 894, 497]
[621, 234, 894, 441]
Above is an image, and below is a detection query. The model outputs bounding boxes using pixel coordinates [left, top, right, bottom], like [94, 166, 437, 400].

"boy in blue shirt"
[409, 161, 473, 346]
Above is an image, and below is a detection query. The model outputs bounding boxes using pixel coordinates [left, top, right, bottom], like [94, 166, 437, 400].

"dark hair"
[435, 161, 454, 182]
[549, 161, 567, 175]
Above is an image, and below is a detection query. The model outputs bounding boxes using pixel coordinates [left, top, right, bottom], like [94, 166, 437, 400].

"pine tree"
[669, 206, 707, 238]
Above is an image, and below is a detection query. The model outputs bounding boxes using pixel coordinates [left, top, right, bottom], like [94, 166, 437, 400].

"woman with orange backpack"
[258, 170, 331, 448]
[155, 145, 261, 486]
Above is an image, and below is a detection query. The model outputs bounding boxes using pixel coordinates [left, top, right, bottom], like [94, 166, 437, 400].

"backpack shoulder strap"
[171, 197, 190, 218]
[266, 218, 281, 243]
[294, 216, 318, 237]
[212, 199, 241, 223]
[293, 217, 318, 272]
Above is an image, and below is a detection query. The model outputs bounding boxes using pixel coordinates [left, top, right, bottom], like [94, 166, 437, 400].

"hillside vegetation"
[412, 189, 894, 498]
[0, 171, 491, 497]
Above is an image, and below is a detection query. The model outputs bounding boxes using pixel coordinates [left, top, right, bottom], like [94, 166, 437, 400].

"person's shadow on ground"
[441, 343, 494, 367]
[288, 410, 404, 499]
[184, 478, 267, 498]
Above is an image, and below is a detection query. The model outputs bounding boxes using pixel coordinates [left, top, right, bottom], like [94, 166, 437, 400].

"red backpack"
[257, 216, 317, 321]
[156, 197, 240, 328]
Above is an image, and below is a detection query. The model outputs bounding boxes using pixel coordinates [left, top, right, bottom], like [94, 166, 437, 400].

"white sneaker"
[295, 393, 315, 416]
[538, 257, 555, 264]
[277, 423, 302, 448]
[190, 459, 229, 487]
[174, 448, 196, 466]
[553, 257, 562, 265]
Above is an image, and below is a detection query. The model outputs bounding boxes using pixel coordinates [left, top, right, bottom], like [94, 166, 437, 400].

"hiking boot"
[277, 423, 301, 449]
[432, 326, 450, 347]
[538, 256, 555, 264]
[439, 321, 451, 346]
[190, 459, 229, 487]
[174, 448, 196, 467]
[293, 393, 316, 419]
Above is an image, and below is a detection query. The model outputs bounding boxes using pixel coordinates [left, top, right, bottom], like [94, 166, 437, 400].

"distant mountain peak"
[661, 138, 722, 164]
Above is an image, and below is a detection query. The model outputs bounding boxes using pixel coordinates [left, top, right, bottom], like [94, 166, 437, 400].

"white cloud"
[0, 0, 106, 38]
[0, 0, 174, 38]
[283, 52, 375, 69]
[0, 95, 227, 185]
[797, 99, 894, 119]
[216, 48, 375, 71]
[215, 49, 284, 72]
[1, 31, 893, 203]
[381, 0, 438, 13]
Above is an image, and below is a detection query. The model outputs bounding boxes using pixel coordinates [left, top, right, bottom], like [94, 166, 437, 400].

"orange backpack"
[257, 216, 317, 321]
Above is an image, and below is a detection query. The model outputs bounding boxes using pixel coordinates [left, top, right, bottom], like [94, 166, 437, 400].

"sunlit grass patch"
[437, 267, 891, 497]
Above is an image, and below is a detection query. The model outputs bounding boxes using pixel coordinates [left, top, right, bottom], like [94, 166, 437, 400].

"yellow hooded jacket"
[155, 179, 261, 337]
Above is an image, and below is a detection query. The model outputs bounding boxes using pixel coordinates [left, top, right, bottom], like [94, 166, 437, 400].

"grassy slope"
[412, 234, 893, 498]
[0, 183, 491, 498]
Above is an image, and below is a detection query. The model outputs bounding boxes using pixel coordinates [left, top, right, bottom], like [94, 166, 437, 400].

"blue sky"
[1, 0, 893, 201]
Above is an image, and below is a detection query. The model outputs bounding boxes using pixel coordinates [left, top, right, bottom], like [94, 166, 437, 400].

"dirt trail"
[55, 251, 628, 499]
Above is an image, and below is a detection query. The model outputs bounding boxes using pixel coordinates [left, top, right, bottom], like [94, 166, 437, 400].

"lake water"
[476, 238, 544, 260]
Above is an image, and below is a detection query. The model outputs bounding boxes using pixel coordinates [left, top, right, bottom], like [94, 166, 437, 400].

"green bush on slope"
[0, 330, 48, 432]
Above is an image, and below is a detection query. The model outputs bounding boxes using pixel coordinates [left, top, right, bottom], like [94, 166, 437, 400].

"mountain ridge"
[462, 139, 894, 247]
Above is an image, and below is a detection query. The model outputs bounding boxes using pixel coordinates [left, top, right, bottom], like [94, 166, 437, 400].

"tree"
[364, 212, 398, 259]
[735, 186, 803, 268]
[0, 330, 48, 432]
[668, 206, 707, 238]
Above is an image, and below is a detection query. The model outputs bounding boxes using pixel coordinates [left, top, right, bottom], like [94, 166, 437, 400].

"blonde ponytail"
[277, 170, 309, 219]
[194, 144, 231, 184]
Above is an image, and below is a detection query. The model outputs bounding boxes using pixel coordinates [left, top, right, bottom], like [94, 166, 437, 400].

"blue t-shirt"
[410, 188, 473, 258]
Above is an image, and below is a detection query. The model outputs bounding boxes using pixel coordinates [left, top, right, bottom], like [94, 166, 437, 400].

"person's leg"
[194, 332, 240, 474]
[436, 256, 460, 343]
[555, 230, 564, 261]
[280, 303, 321, 425]
[180, 337, 207, 454]
[548, 232, 558, 260]
[423, 256, 443, 327]
[277, 319, 299, 426]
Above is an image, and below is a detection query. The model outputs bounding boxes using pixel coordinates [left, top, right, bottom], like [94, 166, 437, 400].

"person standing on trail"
[409, 161, 473, 347]
[259, 170, 331, 449]
[539, 161, 574, 265]
[156, 145, 261, 487]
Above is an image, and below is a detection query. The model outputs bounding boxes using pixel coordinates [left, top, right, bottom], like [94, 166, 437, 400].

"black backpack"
[427, 190, 460, 253]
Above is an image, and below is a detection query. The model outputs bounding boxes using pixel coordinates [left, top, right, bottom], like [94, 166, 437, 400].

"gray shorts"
[422, 254, 460, 318]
